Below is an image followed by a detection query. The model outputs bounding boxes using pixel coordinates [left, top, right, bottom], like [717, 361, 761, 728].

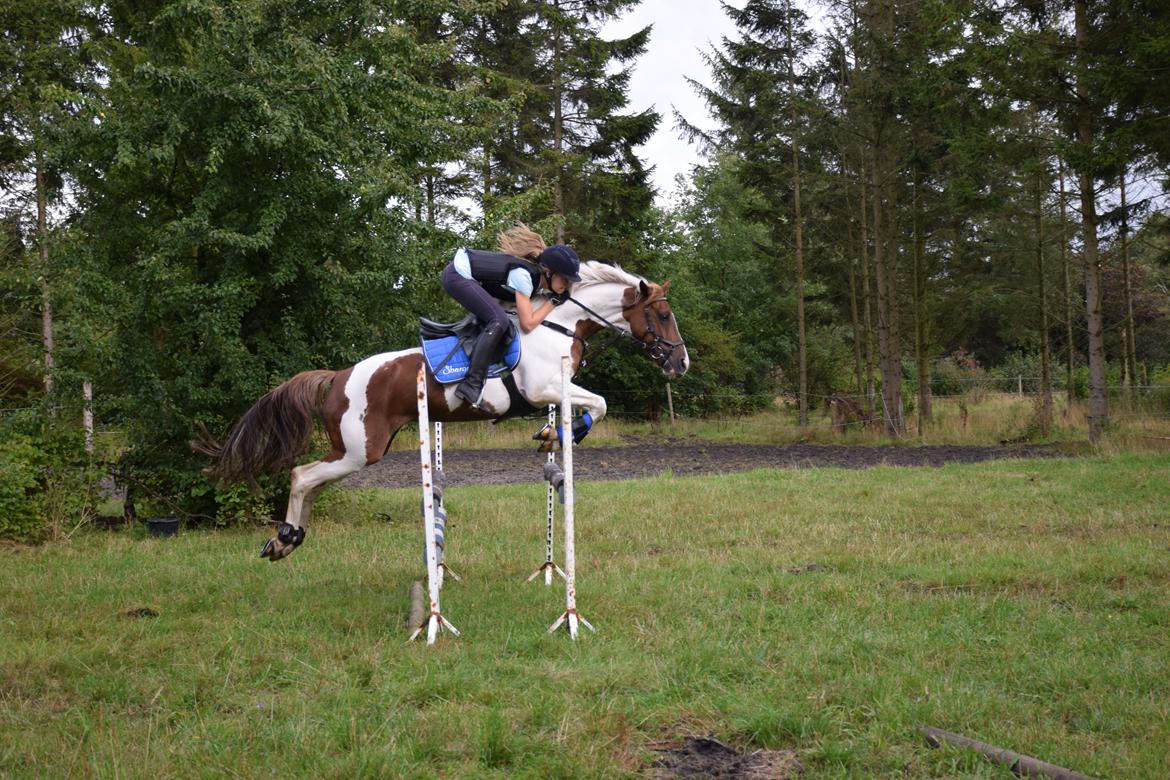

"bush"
[931, 349, 987, 398]
[0, 416, 108, 542]
[0, 435, 45, 541]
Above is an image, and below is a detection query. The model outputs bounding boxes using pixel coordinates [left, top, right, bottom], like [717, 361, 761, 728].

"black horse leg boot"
[455, 320, 506, 408]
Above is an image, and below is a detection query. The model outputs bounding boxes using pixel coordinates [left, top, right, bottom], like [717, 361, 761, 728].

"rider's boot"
[454, 320, 506, 409]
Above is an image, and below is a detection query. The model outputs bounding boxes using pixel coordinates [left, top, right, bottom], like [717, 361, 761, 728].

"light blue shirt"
[453, 248, 535, 297]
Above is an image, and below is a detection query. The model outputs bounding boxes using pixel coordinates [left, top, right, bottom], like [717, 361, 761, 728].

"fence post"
[666, 381, 675, 424]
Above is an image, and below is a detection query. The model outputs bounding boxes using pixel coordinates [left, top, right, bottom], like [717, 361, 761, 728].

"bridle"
[543, 290, 685, 369]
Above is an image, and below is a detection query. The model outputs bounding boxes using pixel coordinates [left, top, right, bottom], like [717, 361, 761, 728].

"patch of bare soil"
[651, 736, 802, 779]
[342, 440, 1067, 489]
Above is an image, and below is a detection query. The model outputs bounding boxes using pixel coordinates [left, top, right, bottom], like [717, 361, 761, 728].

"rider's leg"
[455, 320, 506, 407]
[441, 264, 511, 408]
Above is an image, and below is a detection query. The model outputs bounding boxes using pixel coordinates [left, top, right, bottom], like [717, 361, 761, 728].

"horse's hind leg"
[260, 455, 364, 561]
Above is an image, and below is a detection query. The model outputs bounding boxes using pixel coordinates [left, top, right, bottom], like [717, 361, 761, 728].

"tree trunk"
[871, 147, 903, 435]
[787, 5, 808, 427]
[35, 143, 55, 403]
[1119, 172, 1137, 398]
[1075, 0, 1108, 444]
[482, 141, 492, 212]
[912, 168, 931, 432]
[1059, 158, 1075, 410]
[552, 0, 566, 244]
[1034, 142, 1053, 437]
[845, 172, 865, 397]
[859, 159, 876, 413]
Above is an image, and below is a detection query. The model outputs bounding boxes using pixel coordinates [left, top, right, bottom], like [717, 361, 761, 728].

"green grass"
[3, 455, 1169, 778]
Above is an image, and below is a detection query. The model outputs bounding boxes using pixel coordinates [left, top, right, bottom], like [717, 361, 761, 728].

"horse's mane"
[576, 260, 645, 289]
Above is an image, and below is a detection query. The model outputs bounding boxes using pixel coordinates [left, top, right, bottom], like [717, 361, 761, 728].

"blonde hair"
[497, 223, 547, 260]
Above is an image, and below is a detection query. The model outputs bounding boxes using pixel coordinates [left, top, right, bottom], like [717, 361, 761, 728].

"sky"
[601, 1, 743, 206]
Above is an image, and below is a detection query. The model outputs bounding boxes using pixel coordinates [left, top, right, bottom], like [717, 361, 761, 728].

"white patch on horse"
[343, 348, 420, 461]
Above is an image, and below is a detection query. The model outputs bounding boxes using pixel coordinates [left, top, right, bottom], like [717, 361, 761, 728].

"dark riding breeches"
[441, 263, 510, 329]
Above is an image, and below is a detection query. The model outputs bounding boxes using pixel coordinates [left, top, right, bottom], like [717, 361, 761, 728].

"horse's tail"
[193, 370, 337, 488]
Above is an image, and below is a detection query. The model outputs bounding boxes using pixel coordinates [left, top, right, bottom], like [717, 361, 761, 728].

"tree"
[469, 0, 659, 260]
[0, 0, 100, 404]
[686, 0, 819, 419]
[68, 0, 479, 517]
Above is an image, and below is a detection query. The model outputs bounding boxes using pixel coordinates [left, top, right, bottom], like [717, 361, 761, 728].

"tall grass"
[3, 454, 1168, 778]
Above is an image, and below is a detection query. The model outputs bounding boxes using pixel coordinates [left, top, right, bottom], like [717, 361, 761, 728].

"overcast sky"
[601, 1, 743, 206]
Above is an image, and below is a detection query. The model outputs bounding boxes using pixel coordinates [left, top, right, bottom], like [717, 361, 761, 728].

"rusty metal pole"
[409, 364, 459, 645]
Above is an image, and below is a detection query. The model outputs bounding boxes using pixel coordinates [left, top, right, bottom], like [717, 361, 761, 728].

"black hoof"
[259, 538, 276, 559]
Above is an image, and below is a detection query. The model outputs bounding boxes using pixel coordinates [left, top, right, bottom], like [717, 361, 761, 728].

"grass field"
[3, 454, 1169, 778]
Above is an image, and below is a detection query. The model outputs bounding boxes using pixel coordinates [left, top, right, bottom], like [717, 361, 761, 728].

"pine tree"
[470, 1, 659, 260]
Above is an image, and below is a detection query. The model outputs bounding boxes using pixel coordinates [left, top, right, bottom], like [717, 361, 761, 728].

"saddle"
[419, 315, 522, 385]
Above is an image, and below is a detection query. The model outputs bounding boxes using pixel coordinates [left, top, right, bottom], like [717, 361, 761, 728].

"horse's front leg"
[531, 380, 607, 451]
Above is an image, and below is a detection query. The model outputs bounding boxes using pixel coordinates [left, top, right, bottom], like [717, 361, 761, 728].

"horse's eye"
[658, 312, 669, 322]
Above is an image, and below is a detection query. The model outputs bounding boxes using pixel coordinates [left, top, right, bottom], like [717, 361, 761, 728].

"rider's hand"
[550, 291, 568, 306]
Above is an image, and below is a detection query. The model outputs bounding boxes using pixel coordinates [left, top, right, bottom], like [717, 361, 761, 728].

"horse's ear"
[639, 280, 651, 300]
[662, 280, 671, 295]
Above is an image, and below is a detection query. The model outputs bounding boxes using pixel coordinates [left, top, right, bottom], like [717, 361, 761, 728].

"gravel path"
[342, 441, 1067, 489]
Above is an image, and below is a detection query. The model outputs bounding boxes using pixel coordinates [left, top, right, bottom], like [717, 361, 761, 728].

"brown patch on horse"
[362, 355, 422, 464]
[320, 367, 353, 462]
[571, 319, 605, 372]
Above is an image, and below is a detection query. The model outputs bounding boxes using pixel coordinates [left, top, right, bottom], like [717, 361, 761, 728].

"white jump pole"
[548, 355, 594, 639]
[409, 364, 459, 645]
[527, 403, 567, 585]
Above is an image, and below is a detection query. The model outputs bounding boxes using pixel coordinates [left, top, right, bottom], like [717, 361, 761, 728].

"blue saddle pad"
[421, 326, 522, 385]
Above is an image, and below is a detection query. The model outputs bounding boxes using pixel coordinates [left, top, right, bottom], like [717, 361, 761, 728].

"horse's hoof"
[259, 537, 293, 561]
[532, 423, 557, 442]
[536, 439, 558, 454]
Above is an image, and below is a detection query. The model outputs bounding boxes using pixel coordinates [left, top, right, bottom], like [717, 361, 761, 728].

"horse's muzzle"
[661, 348, 690, 378]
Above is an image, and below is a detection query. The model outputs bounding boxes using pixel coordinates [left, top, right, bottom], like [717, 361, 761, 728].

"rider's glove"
[550, 291, 569, 306]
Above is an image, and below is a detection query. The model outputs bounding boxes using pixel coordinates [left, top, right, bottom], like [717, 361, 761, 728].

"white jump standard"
[409, 364, 460, 645]
[527, 402, 568, 586]
[547, 355, 595, 640]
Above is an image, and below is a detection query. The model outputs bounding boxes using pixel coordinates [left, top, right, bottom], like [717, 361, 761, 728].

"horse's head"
[558, 262, 690, 378]
[620, 279, 689, 378]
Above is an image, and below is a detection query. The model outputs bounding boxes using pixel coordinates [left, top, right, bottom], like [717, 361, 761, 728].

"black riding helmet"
[537, 244, 581, 283]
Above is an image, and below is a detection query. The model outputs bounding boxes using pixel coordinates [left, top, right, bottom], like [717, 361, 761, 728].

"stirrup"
[454, 381, 484, 408]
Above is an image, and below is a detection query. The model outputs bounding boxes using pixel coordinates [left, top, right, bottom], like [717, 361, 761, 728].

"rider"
[442, 224, 581, 408]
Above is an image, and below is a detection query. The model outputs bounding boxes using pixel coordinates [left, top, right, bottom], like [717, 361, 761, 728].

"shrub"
[932, 350, 987, 398]
[0, 416, 109, 542]
[0, 435, 45, 541]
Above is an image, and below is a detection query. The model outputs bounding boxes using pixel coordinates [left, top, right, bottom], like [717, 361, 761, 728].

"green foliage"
[931, 350, 987, 398]
[61, 0, 482, 519]
[0, 435, 43, 541]
[0, 413, 104, 541]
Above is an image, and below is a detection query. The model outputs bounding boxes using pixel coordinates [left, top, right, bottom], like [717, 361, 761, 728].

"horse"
[199, 261, 690, 561]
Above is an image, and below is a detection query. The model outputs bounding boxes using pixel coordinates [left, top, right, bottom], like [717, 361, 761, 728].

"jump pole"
[526, 403, 567, 585]
[409, 363, 459, 645]
[548, 355, 595, 640]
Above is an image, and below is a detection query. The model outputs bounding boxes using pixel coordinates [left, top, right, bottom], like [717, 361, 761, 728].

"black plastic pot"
[146, 517, 180, 537]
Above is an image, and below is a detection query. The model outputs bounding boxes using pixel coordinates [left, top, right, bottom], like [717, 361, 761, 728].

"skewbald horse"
[200, 261, 689, 560]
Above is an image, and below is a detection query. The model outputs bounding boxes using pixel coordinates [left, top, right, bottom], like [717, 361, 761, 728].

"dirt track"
[342, 440, 1067, 489]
